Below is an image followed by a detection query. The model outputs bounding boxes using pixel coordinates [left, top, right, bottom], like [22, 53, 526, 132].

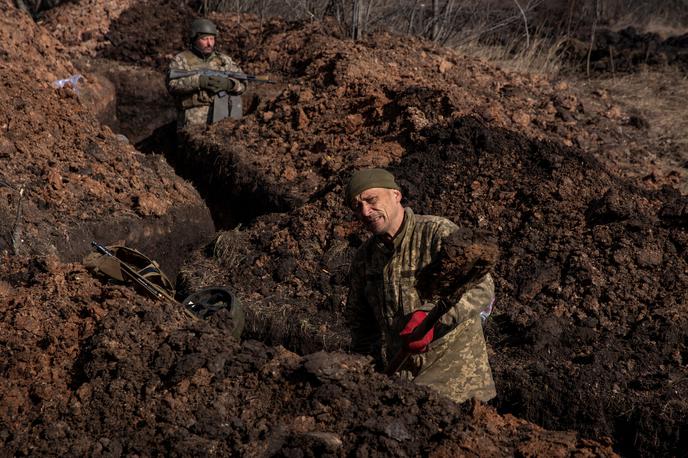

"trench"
[136, 121, 292, 230]
[111, 75, 687, 458]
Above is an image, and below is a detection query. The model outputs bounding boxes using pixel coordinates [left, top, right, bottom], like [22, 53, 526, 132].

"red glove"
[399, 310, 434, 353]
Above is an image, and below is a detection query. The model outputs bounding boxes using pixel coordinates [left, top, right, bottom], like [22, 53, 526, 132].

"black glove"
[199, 75, 237, 94]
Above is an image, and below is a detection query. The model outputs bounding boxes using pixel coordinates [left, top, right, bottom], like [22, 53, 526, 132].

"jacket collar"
[374, 207, 415, 253]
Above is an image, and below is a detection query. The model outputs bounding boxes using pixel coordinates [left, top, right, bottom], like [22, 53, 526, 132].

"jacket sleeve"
[166, 54, 202, 95]
[442, 273, 495, 324]
[345, 250, 381, 355]
[219, 55, 247, 95]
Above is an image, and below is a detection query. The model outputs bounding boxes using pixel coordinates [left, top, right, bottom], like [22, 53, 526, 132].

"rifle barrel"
[168, 69, 276, 84]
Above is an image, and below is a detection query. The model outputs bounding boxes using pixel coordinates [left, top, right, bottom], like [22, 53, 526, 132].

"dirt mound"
[2, 1, 686, 456]
[164, 19, 683, 229]
[565, 27, 688, 73]
[82, 5, 684, 454]
[415, 227, 499, 303]
[0, 1, 214, 274]
[41, 0, 137, 58]
[0, 254, 617, 456]
[0, 0, 73, 79]
[179, 116, 688, 457]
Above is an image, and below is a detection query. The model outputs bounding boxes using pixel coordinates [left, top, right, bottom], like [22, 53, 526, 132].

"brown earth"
[2, 0, 687, 456]
[0, 0, 214, 277]
[564, 27, 688, 74]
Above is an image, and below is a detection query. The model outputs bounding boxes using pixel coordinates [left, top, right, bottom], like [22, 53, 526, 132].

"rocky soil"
[1, 0, 687, 456]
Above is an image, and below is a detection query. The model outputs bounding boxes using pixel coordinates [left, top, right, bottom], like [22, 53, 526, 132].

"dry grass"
[213, 226, 246, 269]
[590, 68, 688, 148]
[574, 67, 688, 193]
[240, 295, 349, 353]
[454, 36, 567, 76]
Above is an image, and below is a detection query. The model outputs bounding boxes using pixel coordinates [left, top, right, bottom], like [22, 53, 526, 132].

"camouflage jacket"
[346, 207, 496, 403]
[166, 49, 245, 128]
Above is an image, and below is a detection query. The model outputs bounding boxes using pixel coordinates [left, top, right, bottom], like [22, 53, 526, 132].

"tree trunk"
[432, 0, 440, 42]
[352, 0, 366, 40]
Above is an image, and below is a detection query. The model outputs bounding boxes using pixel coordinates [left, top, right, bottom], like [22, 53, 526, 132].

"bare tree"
[513, 0, 530, 48]
[432, 0, 440, 41]
[352, 0, 366, 40]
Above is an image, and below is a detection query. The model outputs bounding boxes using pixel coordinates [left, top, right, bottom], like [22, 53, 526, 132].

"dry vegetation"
[20, 0, 688, 77]
[187, 1, 688, 79]
[186, 0, 688, 195]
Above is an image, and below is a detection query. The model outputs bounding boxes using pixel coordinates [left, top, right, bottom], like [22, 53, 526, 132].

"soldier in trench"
[166, 18, 246, 129]
[344, 168, 497, 404]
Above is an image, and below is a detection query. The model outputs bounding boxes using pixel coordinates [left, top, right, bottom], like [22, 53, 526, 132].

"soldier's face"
[352, 188, 404, 237]
[194, 34, 216, 55]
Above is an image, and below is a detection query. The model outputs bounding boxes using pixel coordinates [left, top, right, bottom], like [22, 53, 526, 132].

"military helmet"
[182, 286, 245, 338]
[189, 18, 218, 39]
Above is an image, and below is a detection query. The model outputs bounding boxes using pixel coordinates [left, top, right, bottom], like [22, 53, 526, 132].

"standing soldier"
[166, 18, 246, 129]
[345, 168, 497, 403]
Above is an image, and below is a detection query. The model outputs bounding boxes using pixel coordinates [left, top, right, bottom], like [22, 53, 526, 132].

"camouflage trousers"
[399, 314, 496, 404]
[177, 106, 212, 130]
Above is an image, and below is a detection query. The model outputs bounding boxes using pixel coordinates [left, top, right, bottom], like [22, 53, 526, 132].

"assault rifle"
[168, 69, 277, 85]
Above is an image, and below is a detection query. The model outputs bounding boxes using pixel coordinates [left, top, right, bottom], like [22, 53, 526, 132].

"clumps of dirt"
[41, 0, 138, 58]
[0, 253, 617, 457]
[564, 27, 688, 73]
[0, 1, 214, 272]
[112, 7, 687, 453]
[402, 117, 688, 457]
[40, 0, 189, 143]
[0, 0, 74, 80]
[178, 114, 688, 456]
[415, 227, 499, 303]
[2, 0, 686, 455]
[176, 194, 356, 354]
[163, 17, 677, 227]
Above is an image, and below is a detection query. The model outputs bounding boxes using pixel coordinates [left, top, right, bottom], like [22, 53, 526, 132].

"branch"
[513, 0, 530, 48]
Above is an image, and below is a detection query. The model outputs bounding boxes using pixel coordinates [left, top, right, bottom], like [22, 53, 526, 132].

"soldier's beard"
[366, 213, 387, 234]
[193, 44, 214, 56]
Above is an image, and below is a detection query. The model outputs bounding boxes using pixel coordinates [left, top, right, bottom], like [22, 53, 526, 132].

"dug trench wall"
[162, 15, 687, 457]
[2, 1, 687, 456]
[0, 1, 214, 276]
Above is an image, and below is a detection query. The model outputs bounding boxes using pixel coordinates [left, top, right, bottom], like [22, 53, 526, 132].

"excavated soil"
[564, 27, 688, 73]
[414, 228, 500, 304]
[0, 1, 214, 276]
[2, 0, 688, 456]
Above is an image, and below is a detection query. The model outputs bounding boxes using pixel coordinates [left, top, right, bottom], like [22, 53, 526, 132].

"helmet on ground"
[182, 286, 245, 338]
[190, 18, 218, 39]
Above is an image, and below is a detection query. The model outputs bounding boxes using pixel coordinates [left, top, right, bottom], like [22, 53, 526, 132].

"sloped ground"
[156, 11, 685, 458]
[178, 116, 688, 457]
[0, 255, 617, 456]
[0, 0, 214, 275]
[2, 0, 687, 456]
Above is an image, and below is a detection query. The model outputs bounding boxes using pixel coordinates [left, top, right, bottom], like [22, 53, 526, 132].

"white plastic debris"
[52, 74, 84, 94]
[480, 297, 495, 324]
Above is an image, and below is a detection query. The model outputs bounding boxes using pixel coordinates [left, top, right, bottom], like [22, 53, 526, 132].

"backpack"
[84, 244, 176, 302]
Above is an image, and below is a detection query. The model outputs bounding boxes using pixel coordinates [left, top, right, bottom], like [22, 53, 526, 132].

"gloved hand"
[199, 75, 237, 93]
[399, 310, 434, 353]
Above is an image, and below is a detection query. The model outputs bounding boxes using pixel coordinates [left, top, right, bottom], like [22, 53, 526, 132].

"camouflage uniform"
[346, 207, 496, 403]
[166, 49, 245, 129]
